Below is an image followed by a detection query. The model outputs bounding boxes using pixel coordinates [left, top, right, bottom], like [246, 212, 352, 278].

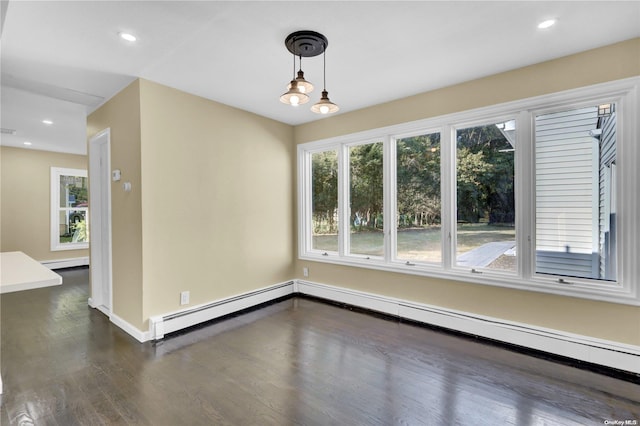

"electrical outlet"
[303, 267, 309, 277]
[180, 291, 190, 305]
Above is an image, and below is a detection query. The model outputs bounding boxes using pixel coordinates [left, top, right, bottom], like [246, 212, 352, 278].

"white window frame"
[298, 77, 640, 305]
[51, 167, 89, 251]
[449, 115, 520, 277]
[344, 138, 386, 261]
[305, 146, 341, 257]
[389, 127, 444, 268]
[530, 100, 621, 287]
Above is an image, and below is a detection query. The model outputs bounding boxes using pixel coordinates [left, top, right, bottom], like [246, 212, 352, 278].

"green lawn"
[313, 223, 515, 268]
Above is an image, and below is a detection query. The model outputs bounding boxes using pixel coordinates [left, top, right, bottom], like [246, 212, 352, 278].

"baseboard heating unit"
[140, 279, 638, 376]
[149, 281, 295, 340]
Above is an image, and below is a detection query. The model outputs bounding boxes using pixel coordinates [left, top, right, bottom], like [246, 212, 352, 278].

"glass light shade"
[280, 81, 309, 106]
[311, 90, 339, 114]
[293, 70, 314, 94]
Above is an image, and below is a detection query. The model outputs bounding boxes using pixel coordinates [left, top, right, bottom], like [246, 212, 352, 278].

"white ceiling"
[1, 1, 639, 155]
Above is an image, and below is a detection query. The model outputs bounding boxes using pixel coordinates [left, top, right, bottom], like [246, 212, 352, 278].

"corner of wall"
[87, 78, 145, 331]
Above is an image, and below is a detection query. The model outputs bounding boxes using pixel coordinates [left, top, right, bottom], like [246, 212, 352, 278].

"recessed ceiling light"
[538, 19, 556, 29]
[119, 32, 137, 42]
[42, 119, 53, 125]
[23, 141, 32, 146]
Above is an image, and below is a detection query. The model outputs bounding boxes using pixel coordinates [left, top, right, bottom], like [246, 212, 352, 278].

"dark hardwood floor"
[1, 267, 638, 425]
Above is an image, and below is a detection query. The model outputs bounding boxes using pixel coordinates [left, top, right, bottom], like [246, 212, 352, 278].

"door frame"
[88, 128, 112, 315]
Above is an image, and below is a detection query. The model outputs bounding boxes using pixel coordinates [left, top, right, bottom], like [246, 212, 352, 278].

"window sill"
[299, 252, 639, 306]
[51, 243, 89, 252]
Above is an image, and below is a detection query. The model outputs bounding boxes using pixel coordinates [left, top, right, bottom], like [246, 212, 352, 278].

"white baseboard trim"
[296, 279, 640, 375]
[88, 298, 111, 317]
[110, 312, 150, 343]
[99, 276, 639, 374]
[42, 256, 89, 270]
[148, 281, 295, 340]
[88, 298, 149, 342]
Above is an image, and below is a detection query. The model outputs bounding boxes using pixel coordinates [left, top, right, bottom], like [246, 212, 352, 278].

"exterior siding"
[535, 107, 599, 278]
[598, 112, 616, 280]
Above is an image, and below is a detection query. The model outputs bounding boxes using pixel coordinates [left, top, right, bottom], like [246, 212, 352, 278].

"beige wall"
[87, 80, 144, 330]
[138, 80, 294, 321]
[88, 79, 294, 330]
[296, 38, 640, 143]
[0, 146, 88, 261]
[294, 38, 640, 346]
[85, 39, 638, 344]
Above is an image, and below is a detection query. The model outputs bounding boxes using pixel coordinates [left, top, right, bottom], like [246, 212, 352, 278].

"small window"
[51, 167, 89, 251]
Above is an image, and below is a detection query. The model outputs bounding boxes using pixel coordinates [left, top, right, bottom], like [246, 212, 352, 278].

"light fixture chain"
[292, 50, 296, 79]
[323, 45, 327, 90]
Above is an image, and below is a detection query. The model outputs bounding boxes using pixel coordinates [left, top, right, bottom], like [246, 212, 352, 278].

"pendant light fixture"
[310, 46, 339, 115]
[280, 30, 338, 114]
[280, 52, 309, 106]
[292, 55, 314, 94]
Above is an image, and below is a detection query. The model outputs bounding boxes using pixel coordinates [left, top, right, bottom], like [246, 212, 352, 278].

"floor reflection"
[1, 268, 638, 425]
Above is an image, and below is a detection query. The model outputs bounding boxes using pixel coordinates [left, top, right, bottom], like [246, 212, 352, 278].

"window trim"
[390, 128, 444, 267]
[51, 167, 89, 251]
[450, 115, 519, 276]
[298, 77, 640, 305]
[530, 100, 623, 286]
[344, 138, 386, 260]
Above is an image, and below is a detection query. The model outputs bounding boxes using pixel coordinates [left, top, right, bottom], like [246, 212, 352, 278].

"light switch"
[112, 169, 121, 182]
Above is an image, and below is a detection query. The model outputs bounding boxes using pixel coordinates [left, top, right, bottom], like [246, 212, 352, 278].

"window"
[395, 132, 441, 264]
[298, 78, 639, 304]
[348, 141, 384, 258]
[455, 120, 516, 273]
[311, 150, 339, 253]
[51, 167, 89, 251]
[534, 103, 616, 281]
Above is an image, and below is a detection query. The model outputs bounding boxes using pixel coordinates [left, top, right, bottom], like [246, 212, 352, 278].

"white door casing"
[88, 128, 112, 314]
